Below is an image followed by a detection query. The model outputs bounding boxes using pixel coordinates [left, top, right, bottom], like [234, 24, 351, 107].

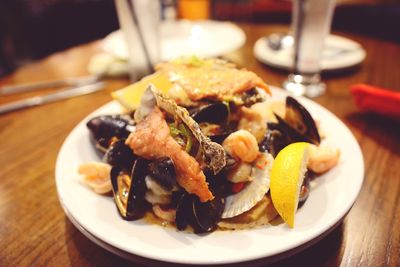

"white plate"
[55, 87, 364, 265]
[103, 20, 246, 61]
[253, 34, 366, 71]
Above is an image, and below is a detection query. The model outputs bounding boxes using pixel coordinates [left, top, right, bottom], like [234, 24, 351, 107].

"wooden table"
[0, 24, 399, 267]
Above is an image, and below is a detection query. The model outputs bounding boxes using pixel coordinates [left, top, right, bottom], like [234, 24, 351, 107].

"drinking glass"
[114, 0, 161, 81]
[283, 0, 336, 97]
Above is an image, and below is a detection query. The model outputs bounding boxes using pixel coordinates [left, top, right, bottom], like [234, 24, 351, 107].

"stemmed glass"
[283, 0, 336, 97]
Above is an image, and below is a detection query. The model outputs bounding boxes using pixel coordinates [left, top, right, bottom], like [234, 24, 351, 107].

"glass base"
[283, 74, 326, 98]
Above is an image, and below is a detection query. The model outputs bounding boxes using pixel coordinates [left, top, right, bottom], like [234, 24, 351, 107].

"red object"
[350, 84, 400, 117]
[232, 182, 246, 193]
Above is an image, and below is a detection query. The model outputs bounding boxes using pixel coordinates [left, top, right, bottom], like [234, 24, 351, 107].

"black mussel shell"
[110, 158, 149, 220]
[285, 96, 320, 145]
[148, 157, 177, 190]
[260, 121, 296, 157]
[175, 193, 195, 231]
[87, 115, 135, 153]
[104, 139, 136, 170]
[199, 123, 231, 144]
[175, 192, 225, 233]
[240, 88, 265, 107]
[274, 114, 308, 142]
[192, 195, 224, 233]
[190, 102, 229, 125]
[298, 172, 311, 207]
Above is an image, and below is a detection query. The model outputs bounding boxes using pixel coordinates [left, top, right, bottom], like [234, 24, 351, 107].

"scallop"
[222, 153, 273, 219]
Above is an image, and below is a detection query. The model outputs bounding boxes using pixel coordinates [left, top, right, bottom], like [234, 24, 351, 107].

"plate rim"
[55, 87, 364, 265]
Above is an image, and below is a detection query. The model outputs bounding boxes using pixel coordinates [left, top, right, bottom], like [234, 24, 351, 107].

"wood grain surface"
[0, 24, 399, 267]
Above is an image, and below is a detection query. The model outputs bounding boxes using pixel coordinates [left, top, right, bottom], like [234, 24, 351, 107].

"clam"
[222, 153, 273, 219]
[110, 158, 149, 220]
[87, 115, 135, 153]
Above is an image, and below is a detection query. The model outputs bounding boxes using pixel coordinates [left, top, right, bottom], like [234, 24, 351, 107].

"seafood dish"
[78, 58, 340, 233]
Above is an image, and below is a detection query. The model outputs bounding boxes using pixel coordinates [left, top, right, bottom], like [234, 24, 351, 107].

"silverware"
[0, 75, 100, 95]
[0, 81, 106, 115]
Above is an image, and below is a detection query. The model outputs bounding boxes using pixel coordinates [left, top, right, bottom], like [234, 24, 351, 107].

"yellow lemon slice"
[270, 142, 310, 228]
[111, 72, 173, 110]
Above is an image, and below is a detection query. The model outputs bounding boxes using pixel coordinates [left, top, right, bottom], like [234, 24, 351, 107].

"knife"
[0, 81, 106, 115]
[0, 75, 101, 95]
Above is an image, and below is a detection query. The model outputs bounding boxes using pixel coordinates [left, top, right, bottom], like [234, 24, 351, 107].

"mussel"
[284, 96, 320, 145]
[175, 193, 225, 233]
[110, 158, 149, 220]
[260, 96, 320, 156]
[104, 139, 136, 170]
[259, 128, 291, 157]
[87, 115, 135, 153]
[298, 173, 311, 207]
[148, 157, 177, 190]
[237, 88, 265, 107]
[189, 102, 229, 125]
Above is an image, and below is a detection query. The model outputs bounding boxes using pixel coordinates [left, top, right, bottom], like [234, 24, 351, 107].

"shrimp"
[307, 144, 340, 173]
[126, 107, 214, 202]
[78, 162, 112, 194]
[238, 107, 267, 143]
[222, 130, 259, 163]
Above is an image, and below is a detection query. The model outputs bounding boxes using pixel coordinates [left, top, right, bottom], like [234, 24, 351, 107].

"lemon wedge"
[111, 72, 173, 110]
[270, 142, 310, 228]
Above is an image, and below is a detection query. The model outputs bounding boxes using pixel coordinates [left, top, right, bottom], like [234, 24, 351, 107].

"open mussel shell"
[175, 193, 194, 231]
[260, 112, 313, 157]
[87, 115, 135, 153]
[110, 158, 149, 220]
[285, 96, 320, 145]
[175, 192, 225, 233]
[259, 128, 291, 158]
[192, 195, 224, 233]
[148, 157, 177, 190]
[104, 139, 136, 170]
[189, 102, 229, 125]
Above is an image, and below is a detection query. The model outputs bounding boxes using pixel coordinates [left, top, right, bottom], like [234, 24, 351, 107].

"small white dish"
[103, 20, 246, 61]
[55, 87, 364, 265]
[254, 34, 366, 71]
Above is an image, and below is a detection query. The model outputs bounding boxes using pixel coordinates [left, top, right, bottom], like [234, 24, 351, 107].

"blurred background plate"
[254, 34, 366, 72]
[103, 20, 246, 61]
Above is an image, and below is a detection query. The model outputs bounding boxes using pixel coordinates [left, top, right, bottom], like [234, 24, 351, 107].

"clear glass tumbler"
[114, 0, 161, 82]
[283, 0, 336, 97]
